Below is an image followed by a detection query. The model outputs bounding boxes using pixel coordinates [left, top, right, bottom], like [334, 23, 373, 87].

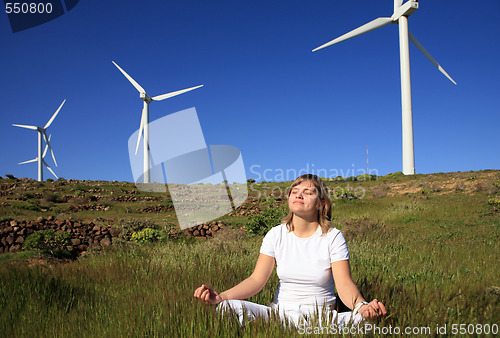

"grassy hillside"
[0, 170, 499, 336]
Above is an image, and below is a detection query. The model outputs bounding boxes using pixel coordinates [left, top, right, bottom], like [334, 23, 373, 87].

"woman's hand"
[193, 284, 223, 305]
[358, 299, 387, 319]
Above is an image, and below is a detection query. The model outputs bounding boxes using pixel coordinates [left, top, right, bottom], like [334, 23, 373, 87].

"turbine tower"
[313, 0, 456, 175]
[112, 61, 203, 184]
[12, 99, 65, 181]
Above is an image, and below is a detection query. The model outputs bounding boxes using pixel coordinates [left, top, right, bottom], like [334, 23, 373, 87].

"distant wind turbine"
[112, 61, 203, 184]
[313, 0, 457, 175]
[12, 99, 65, 181]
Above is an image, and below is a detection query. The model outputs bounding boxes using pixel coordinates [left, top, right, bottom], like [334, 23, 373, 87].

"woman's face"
[288, 180, 321, 219]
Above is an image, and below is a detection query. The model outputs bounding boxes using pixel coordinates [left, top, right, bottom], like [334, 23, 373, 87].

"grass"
[0, 170, 499, 336]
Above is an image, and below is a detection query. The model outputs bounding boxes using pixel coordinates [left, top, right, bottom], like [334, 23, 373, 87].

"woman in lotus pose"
[194, 174, 386, 327]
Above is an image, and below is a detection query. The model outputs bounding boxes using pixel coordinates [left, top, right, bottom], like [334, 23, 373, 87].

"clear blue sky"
[1, 0, 499, 182]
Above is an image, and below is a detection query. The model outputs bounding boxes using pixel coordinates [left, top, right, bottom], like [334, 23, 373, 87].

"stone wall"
[0, 216, 118, 254]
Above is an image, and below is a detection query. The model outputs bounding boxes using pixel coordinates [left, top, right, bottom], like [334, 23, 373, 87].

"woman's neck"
[292, 216, 319, 238]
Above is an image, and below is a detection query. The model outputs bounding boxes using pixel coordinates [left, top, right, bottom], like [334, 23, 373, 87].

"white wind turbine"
[112, 61, 203, 184]
[12, 100, 66, 181]
[313, 0, 457, 175]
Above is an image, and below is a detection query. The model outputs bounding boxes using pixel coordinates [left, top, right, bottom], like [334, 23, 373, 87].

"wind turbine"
[112, 61, 203, 184]
[12, 100, 65, 181]
[313, 0, 457, 175]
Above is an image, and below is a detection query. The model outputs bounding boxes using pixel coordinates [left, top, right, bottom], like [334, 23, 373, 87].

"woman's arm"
[194, 253, 275, 305]
[331, 260, 387, 318]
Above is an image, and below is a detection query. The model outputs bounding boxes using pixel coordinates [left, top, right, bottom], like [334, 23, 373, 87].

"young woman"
[194, 174, 386, 327]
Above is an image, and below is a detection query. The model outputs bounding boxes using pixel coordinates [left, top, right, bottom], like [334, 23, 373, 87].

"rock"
[100, 237, 111, 247]
[15, 236, 24, 244]
[71, 239, 81, 246]
[109, 228, 121, 238]
[36, 216, 44, 223]
[9, 220, 17, 227]
[6, 234, 14, 245]
[47, 215, 54, 221]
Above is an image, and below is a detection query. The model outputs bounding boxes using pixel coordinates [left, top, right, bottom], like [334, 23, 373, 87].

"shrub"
[5, 174, 16, 179]
[118, 219, 163, 241]
[247, 178, 256, 184]
[420, 188, 433, 195]
[130, 228, 166, 244]
[246, 207, 287, 236]
[332, 187, 360, 200]
[487, 198, 500, 212]
[356, 174, 378, 182]
[42, 191, 61, 203]
[23, 230, 73, 258]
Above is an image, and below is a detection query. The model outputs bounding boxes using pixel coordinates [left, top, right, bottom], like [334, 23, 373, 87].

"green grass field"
[0, 170, 499, 336]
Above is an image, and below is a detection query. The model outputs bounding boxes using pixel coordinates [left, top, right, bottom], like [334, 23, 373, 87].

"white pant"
[217, 299, 364, 328]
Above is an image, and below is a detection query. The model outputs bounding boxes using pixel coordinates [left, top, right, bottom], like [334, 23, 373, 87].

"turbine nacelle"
[140, 92, 152, 103]
[392, 0, 419, 21]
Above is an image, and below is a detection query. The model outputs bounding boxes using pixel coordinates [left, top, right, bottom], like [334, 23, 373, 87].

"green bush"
[118, 219, 164, 241]
[5, 174, 16, 179]
[23, 230, 73, 258]
[332, 187, 359, 200]
[487, 198, 500, 212]
[356, 174, 378, 181]
[130, 228, 166, 244]
[246, 207, 287, 236]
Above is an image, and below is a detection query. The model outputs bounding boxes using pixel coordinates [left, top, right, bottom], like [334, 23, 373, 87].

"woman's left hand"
[358, 299, 387, 319]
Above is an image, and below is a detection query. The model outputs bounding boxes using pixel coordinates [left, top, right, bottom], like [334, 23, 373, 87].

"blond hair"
[282, 174, 332, 236]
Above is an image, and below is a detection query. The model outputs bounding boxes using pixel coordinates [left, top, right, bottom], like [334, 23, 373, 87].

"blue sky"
[1, 0, 499, 182]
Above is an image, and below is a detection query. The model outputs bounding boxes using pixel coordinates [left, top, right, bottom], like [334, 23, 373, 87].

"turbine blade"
[43, 131, 57, 167]
[409, 31, 457, 85]
[313, 17, 393, 52]
[152, 84, 204, 101]
[112, 61, 146, 93]
[19, 158, 38, 165]
[42, 135, 51, 158]
[44, 99, 66, 129]
[394, 0, 403, 11]
[12, 124, 38, 131]
[43, 159, 58, 179]
[135, 106, 146, 155]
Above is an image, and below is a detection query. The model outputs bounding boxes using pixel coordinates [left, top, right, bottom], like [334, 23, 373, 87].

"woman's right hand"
[193, 284, 223, 305]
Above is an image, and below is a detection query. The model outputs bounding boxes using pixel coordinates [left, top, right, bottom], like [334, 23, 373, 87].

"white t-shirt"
[259, 223, 349, 306]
